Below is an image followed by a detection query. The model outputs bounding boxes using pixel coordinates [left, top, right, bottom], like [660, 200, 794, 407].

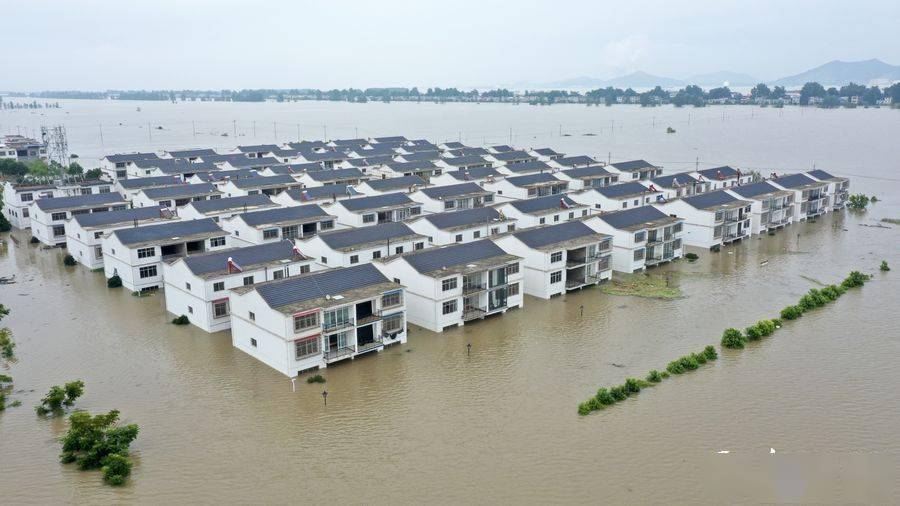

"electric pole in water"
[148, 122, 151, 142]
[192, 121, 196, 139]
[233, 120, 236, 138]
[274, 122, 277, 140]
[297, 124, 301, 140]
[253, 120, 256, 137]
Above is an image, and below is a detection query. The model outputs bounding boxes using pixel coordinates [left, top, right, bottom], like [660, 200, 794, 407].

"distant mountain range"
[541, 59, 899, 90]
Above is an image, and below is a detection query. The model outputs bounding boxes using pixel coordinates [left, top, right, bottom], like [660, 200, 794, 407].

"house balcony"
[322, 318, 355, 333]
[323, 346, 355, 363]
[566, 278, 587, 289]
[355, 335, 384, 355]
[723, 231, 748, 243]
[462, 283, 487, 295]
[355, 313, 382, 326]
[462, 306, 486, 321]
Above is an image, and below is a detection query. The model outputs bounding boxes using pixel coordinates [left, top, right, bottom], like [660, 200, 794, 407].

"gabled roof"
[188, 194, 275, 214]
[595, 182, 655, 198]
[197, 168, 260, 182]
[729, 181, 789, 199]
[34, 192, 126, 211]
[420, 182, 489, 199]
[562, 165, 613, 179]
[447, 148, 489, 157]
[771, 173, 822, 189]
[386, 161, 437, 173]
[306, 168, 364, 182]
[512, 221, 606, 250]
[697, 165, 739, 180]
[330, 138, 367, 147]
[317, 222, 422, 250]
[597, 206, 679, 231]
[301, 151, 351, 162]
[491, 150, 535, 162]
[238, 205, 331, 227]
[609, 159, 657, 172]
[501, 160, 552, 173]
[651, 172, 701, 188]
[286, 140, 327, 150]
[681, 190, 747, 210]
[72, 206, 168, 228]
[533, 148, 562, 157]
[441, 141, 466, 149]
[447, 167, 502, 180]
[133, 158, 218, 174]
[344, 158, 370, 167]
[231, 174, 296, 189]
[422, 207, 505, 230]
[267, 162, 323, 175]
[113, 218, 223, 246]
[555, 155, 598, 167]
[236, 144, 279, 153]
[224, 156, 280, 168]
[251, 263, 393, 311]
[118, 175, 184, 190]
[505, 172, 563, 187]
[806, 169, 845, 182]
[167, 148, 218, 158]
[398, 151, 441, 162]
[103, 152, 159, 163]
[490, 145, 514, 152]
[507, 194, 581, 214]
[359, 155, 396, 166]
[181, 241, 302, 277]
[404, 142, 439, 152]
[443, 155, 490, 167]
[364, 175, 426, 191]
[400, 239, 517, 276]
[282, 184, 360, 201]
[372, 136, 408, 143]
[142, 183, 220, 199]
[338, 193, 415, 212]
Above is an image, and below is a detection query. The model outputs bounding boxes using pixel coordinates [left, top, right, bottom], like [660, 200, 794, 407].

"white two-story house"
[495, 194, 589, 228]
[222, 205, 336, 246]
[656, 190, 753, 249]
[30, 193, 128, 247]
[482, 173, 568, 202]
[324, 193, 422, 228]
[297, 221, 428, 268]
[67, 206, 178, 269]
[409, 182, 494, 213]
[568, 181, 664, 212]
[727, 181, 795, 234]
[406, 207, 517, 245]
[178, 194, 278, 222]
[585, 206, 684, 273]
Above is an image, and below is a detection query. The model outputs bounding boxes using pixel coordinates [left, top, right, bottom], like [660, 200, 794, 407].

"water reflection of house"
[229, 263, 407, 376]
[374, 240, 523, 332]
[492, 221, 612, 299]
[102, 218, 228, 292]
[162, 241, 313, 332]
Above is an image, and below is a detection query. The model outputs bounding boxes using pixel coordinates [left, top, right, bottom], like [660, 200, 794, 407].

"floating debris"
[666, 126, 676, 133]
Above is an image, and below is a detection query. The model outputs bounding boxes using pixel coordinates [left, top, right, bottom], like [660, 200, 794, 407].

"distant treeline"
[9, 81, 900, 108]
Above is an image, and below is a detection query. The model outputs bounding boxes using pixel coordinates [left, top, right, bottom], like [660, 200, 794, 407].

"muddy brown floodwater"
[1, 101, 900, 503]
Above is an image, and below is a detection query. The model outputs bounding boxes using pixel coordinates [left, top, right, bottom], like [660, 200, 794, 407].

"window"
[99, 186, 111, 194]
[553, 214, 560, 222]
[442, 299, 458, 315]
[410, 207, 421, 215]
[673, 223, 683, 233]
[414, 242, 424, 250]
[295, 335, 320, 359]
[362, 214, 375, 224]
[484, 194, 494, 203]
[263, 228, 279, 240]
[568, 212, 575, 219]
[382, 314, 404, 334]
[52, 225, 66, 237]
[550, 251, 563, 263]
[634, 231, 646, 243]
[350, 255, 359, 264]
[634, 249, 645, 261]
[455, 234, 463, 243]
[490, 227, 499, 236]
[394, 246, 403, 255]
[550, 271, 562, 284]
[213, 300, 229, 319]
[442, 277, 457, 291]
[210, 236, 226, 247]
[137, 247, 155, 259]
[382, 291, 402, 308]
[281, 225, 299, 240]
[273, 269, 286, 280]
[582, 210, 588, 217]
[51, 212, 67, 221]
[372, 250, 382, 259]
[622, 202, 628, 209]
[673, 239, 682, 250]
[21, 193, 33, 202]
[139, 265, 157, 279]
[320, 256, 328, 264]
[508, 282, 519, 296]
[250, 338, 257, 347]
[94, 231, 103, 239]
[243, 275, 254, 286]
[22, 208, 29, 218]
[444, 200, 455, 210]
[185, 282, 192, 290]
[473, 230, 481, 239]
[506, 263, 519, 275]
[539, 217, 546, 225]
[293, 312, 319, 332]
[320, 220, 334, 230]
[299, 265, 310, 274]
[213, 281, 225, 292]
[188, 306, 193, 314]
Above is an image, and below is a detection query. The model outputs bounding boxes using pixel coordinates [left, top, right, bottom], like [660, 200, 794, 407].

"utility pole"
[509, 127, 512, 144]
[695, 156, 700, 171]
[323, 124, 327, 140]
[99, 122, 104, 145]
[253, 120, 256, 137]
[274, 122, 277, 140]
[297, 124, 301, 140]
[233, 120, 237, 138]
[148, 122, 152, 142]
[608, 152, 611, 164]
[192, 121, 196, 139]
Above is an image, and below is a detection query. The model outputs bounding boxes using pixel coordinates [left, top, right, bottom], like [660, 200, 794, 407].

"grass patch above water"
[600, 273, 682, 299]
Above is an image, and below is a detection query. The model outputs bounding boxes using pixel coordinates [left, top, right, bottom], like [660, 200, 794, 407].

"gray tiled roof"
[167, 148, 218, 158]
[610, 159, 656, 172]
[441, 142, 466, 149]
[697, 165, 739, 180]
[238, 205, 331, 226]
[398, 151, 441, 162]
[133, 158, 218, 174]
[651, 172, 700, 188]
[386, 161, 437, 172]
[491, 150, 535, 162]
[306, 168, 364, 182]
[562, 165, 613, 179]
[34, 192, 126, 211]
[555, 155, 598, 167]
[236, 144, 279, 153]
[512, 221, 601, 249]
[113, 218, 223, 245]
[373, 136, 408, 143]
[447, 148, 489, 157]
[231, 174, 296, 189]
[595, 182, 654, 198]
[339, 193, 414, 212]
[188, 194, 275, 213]
[730, 181, 784, 198]
[598, 206, 673, 230]
[365, 175, 426, 191]
[807, 169, 842, 181]
[501, 160, 552, 173]
[506, 173, 562, 187]
[403, 239, 510, 274]
[224, 156, 280, 168]
[682, 190, 743, 209]
[182, 241, 299, 276]
[773, 173, 820, 189]
[198, 168, 260, 182]
[447, 167, 501, 180]
[533, 148, 562, 157]
[318, 222, 420, 250]
[142, 183, 220, 199]
[118, 175, 183, 190]
[423, 207, 503, 230]
[490, 145, 514, 152]
[420, 182, 488, 199]
[72, 206, 166, 228]
[103, 152, 159, 163]
[283, 185, 360, 201]
[255, 263, 391, 309]
[444, 155, 490, 167]
[508, 194, 580, 213]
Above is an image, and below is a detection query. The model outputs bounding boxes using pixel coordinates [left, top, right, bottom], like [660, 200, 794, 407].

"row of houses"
[1, 136, 850, 378]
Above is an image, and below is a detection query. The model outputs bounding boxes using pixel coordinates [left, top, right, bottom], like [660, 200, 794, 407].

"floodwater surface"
[1, 101, 899, 504]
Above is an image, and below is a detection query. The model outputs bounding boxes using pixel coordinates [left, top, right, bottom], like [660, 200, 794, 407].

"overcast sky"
[5, 0, 899, 91]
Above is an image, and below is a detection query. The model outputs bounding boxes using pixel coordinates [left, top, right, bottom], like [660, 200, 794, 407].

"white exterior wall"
[406, 219, 516, 246]
[656, 200, 719, 249]
[584, 219, 646, 273]
[298, 235, 426, 269]
[101, 234, 229, 292]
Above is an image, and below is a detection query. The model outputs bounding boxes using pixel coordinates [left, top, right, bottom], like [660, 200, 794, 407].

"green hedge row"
[780, 271, 870, 321]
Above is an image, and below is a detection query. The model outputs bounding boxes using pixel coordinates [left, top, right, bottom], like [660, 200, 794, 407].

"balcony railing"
[356, 336, 384, 354]
[566, 258, 587, 268]
[322, 318, 355, 332]
[462, 307, 486, 321]
[462, 283, 487, 295]
[566, 278, 586, 289]
[646, 235, 662, 245]
[356, 313, 381, 326]
[323, 346, 355, 362]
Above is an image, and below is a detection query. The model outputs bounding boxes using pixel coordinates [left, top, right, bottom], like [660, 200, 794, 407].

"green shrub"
[846, 194, 869, 209]
[780, 305, 803, 320]
[721, 328, 746, 349]
[0, 392, 5, 411]
[578, 401, 592, 415]
[101, 453, 132, 486]
[685, 252, 699, 261]
[666, 360, 685, 375]
[306, 374, 326, 384]
[0, 373, 12, 384]
[63, 254, 77, 266]
[610, 385, 628, 401]
[692, 352, 707, 365]
[771, 318, 782, 328]
[171, 315, 189, 325]
[881, 260, 890, 272]
[821, 285, 841, 300]
[107, 275, 122, 288]
[660, 371, 670, 379]
[624, 378, 641, 394]
[841, 271, 870, 288]
[36, 380, 84, 416]
[745, 324, 763, 340]
[646, 370, 663, 383]
[60, 410, 139, 479]
[679, 355, 700, 371]
[595, 388, 615, 405]
[702, 345, 718, 360]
